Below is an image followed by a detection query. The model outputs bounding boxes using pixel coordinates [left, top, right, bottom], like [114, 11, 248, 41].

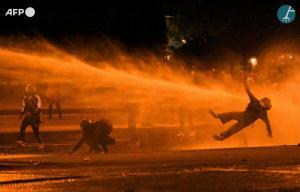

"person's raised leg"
[213, 121, 246, 141]
[209, 110, 218, 118]
[209, 111, 243, 124]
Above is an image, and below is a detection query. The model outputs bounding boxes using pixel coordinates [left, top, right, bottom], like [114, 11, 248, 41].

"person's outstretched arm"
[261, 113, 272, 137]
[243, 79, 258, 102]
[70, 138, 84, 154]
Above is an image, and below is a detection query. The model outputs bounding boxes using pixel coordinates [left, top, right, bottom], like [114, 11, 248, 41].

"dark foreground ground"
[1, 145, 300, 192]
[0, 114, 300, 191]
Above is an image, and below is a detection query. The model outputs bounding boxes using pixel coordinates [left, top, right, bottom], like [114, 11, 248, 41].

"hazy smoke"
[0, 37, 300, 148]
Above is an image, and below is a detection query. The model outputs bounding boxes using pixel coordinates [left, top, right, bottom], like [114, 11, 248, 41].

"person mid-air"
[209, 78, 272, 141]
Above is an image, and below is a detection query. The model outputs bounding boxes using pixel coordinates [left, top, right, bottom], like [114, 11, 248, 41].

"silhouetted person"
[177, 106, 195, 137]
[17, 84, 43, 148]
[46, 87, 62, 119]
[71, 119, 116, 154]
[210, 79, 272, 141]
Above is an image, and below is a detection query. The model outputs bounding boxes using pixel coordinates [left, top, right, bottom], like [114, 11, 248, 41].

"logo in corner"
[277, 5, 296, 24]
[4, 7, 35, 17]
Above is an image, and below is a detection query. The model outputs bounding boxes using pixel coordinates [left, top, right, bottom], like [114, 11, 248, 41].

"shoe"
[16, 140, 25, 147]
[176, 131, 185, 137]
[38, 144, 45, 149]
[209, 110, 218, 118]
[213, 134, 224, 141]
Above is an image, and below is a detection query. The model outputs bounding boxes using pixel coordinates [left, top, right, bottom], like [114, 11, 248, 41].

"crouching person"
[70, 119, 116, 154]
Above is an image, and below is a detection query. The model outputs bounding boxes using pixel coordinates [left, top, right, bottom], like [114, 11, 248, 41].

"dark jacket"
[21, 95, 42, 118]
[71, 119, 114, 154]
[244, 81, 272, 135]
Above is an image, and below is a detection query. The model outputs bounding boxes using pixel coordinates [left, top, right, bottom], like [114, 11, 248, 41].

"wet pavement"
[1, 145, 300, 191]
[0, 114, 300, 191]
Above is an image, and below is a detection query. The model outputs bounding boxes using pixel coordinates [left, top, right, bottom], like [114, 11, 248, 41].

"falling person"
[209, 79, 272, 141]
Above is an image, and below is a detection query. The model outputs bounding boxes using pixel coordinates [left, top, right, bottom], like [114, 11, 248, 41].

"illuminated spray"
[0, 38, 300, 148]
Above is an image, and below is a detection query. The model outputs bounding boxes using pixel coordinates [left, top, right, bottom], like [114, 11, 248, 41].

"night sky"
[1, 0, 300, 55]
